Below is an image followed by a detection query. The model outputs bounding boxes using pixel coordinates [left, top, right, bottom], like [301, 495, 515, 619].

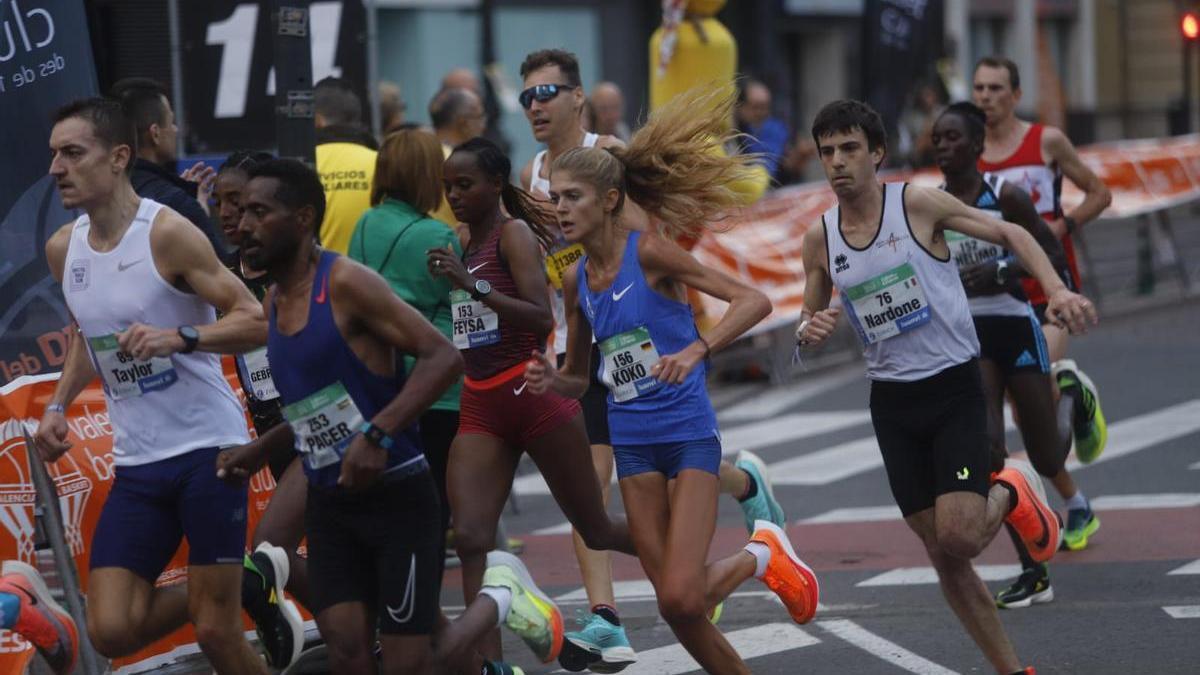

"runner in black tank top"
[428, 138, 636, 665]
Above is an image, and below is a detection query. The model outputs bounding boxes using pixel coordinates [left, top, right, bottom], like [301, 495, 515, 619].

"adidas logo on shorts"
[1015, 350, 1037, 368]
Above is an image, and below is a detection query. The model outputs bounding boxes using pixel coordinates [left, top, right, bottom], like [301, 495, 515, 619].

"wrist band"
[46, 403, 65, 414]
[697, 336, 711, 358]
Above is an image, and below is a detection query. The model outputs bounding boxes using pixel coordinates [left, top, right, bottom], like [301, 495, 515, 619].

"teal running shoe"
[736, 450, 785, 532]
[561, 612, 636, 673]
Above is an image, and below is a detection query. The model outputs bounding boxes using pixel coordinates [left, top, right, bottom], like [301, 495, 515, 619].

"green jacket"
[349, 198, 462, 412]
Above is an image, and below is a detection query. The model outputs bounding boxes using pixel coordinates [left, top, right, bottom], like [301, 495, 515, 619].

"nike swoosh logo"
[386, 554, 417, 624]
[513, 381, 528, 396]
[315, 275, 328, 304]
[467, 262, 488, 274]
[612, 283, 634, 301]
[117, 258, 144, 272]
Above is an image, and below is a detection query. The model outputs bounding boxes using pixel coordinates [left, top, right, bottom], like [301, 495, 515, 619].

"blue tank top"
[576, 231, 718, 446]
[268, 250, 425, 489]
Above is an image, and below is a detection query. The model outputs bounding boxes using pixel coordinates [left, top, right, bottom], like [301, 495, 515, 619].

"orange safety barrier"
[0, 357, 310, 674]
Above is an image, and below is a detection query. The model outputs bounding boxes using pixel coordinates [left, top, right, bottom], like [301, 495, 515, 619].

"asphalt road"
[452, 298, 1200, 674]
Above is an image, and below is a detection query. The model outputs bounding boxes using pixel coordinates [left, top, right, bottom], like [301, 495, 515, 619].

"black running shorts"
[973, 313, 1051, 376]
[305, 468, 444, 634]
[869, 359, 992, 517]
[558, 343, 612, 447]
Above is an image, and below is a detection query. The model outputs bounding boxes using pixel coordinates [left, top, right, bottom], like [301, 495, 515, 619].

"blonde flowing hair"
[551, 83, 761, 239]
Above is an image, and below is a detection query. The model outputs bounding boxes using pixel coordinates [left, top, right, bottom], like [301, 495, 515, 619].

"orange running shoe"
[0, 560, 78, 675]
[994, 459, 1062, 563]
[749, 520, 819, 624]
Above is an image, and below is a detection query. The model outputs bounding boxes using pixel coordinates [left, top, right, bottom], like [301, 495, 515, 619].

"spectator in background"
[109, 78, 224, 254]
[429, 87, 487, 225]
[735, 78, 788, 182]
[898, 80, 946, 168]
[378, 81, 407, 134]
[348, 129, 462, 543]
[589, 82, 631, 142]
[441, 66, 512, 155]
[314, 76, 377, 254]
[776, 134, 820, 186]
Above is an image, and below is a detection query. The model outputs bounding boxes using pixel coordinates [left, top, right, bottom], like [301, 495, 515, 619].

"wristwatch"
[359, 422, 395, 450]
[471, 278, 493, 301]
[178, 325, 200, 354]
[994, 260, 1010, 287]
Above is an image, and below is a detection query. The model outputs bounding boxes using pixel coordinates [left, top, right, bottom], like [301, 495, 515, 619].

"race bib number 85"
[88, 334, 178, 400]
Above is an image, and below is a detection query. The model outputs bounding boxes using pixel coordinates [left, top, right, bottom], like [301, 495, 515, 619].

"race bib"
[945, 230, 1005, 268]
[545, 242, 585, 290]
[282, 382, 363, 471]
[451, 289, 500, 349]
[88, 334, 178, 400]
[845, 263, 932, 344]
[599, 326, 662, 403]
[237, 347, 279, 401]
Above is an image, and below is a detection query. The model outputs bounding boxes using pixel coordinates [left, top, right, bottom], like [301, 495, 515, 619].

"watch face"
[180, 326, 200, 341]
[475, 279, 492, 295]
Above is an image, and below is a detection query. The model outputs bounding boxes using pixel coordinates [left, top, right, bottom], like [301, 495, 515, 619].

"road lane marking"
[817, 619, 959, 674]
[718, 366, 863, 423]
[857, 565, 1023, 587]
[1163, 605, 1200, 619]
[595, 622, 820, 674]
[1168, 559, 1200, 575]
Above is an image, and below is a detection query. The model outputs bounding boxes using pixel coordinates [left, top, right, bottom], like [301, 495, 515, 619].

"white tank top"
[62, 199, 250, 466]
[531, 131, 598, 354]
[824, 183, 979, 382]
[529, 132, 599, 198]
[943, 173, 1030, 317]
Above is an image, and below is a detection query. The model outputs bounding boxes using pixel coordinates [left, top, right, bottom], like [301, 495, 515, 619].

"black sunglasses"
[519, 84, 577, 110]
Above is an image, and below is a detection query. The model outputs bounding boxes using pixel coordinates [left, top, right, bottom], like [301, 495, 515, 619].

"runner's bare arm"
[997, 181, 1069, 282]
[428, 219, 554, 338]
[595, 135, 626, 151]
[335, 258, 464, 436]
[526, 260, 592, 398]
[35, 225, 99, 459]
[796, 223, 840, 346]
[216, 424, 294, 482]
[914, 186, 1097, 332]
[119, 210, 265, 358]
[1044, 126, 1111, 232]
[640, 232, 770, 384]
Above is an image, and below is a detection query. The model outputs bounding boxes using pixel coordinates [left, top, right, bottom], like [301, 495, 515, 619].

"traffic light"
[1183, 11, 1199, 41]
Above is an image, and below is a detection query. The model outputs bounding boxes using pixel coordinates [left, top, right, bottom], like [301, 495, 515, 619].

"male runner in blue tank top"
[796, 100, 1096, 674]
[229, 159, 564, 674]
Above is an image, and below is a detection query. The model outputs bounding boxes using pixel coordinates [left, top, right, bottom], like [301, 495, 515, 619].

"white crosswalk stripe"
[718, 365, 863, 423]
[1162, 605, 1200, 619]
[857, 565, 1022, 587]
[1167, 559, 1200, 575]
[610, 622, 821, 674]
[816, 619, 959, 674]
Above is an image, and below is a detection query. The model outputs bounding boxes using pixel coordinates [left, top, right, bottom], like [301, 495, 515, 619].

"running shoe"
[0, 560, 78, 675]
[993, 458, 1062, 563]
[735, 451, 786, 532]
[483, 661, 525, 675]
[483, 550, 563, 663]
[1052, 359, 1107, 464]
[995, 563, 1054, 609]
[748, 520, 819, 624]
[560, 612, 636, 673]
[242, 542, 304, 668]
[1062, 504, 1100, 551]
[709, 601, 724, 625]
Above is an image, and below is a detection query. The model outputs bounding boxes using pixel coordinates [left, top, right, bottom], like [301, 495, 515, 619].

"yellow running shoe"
[483, 551, 563, 663]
